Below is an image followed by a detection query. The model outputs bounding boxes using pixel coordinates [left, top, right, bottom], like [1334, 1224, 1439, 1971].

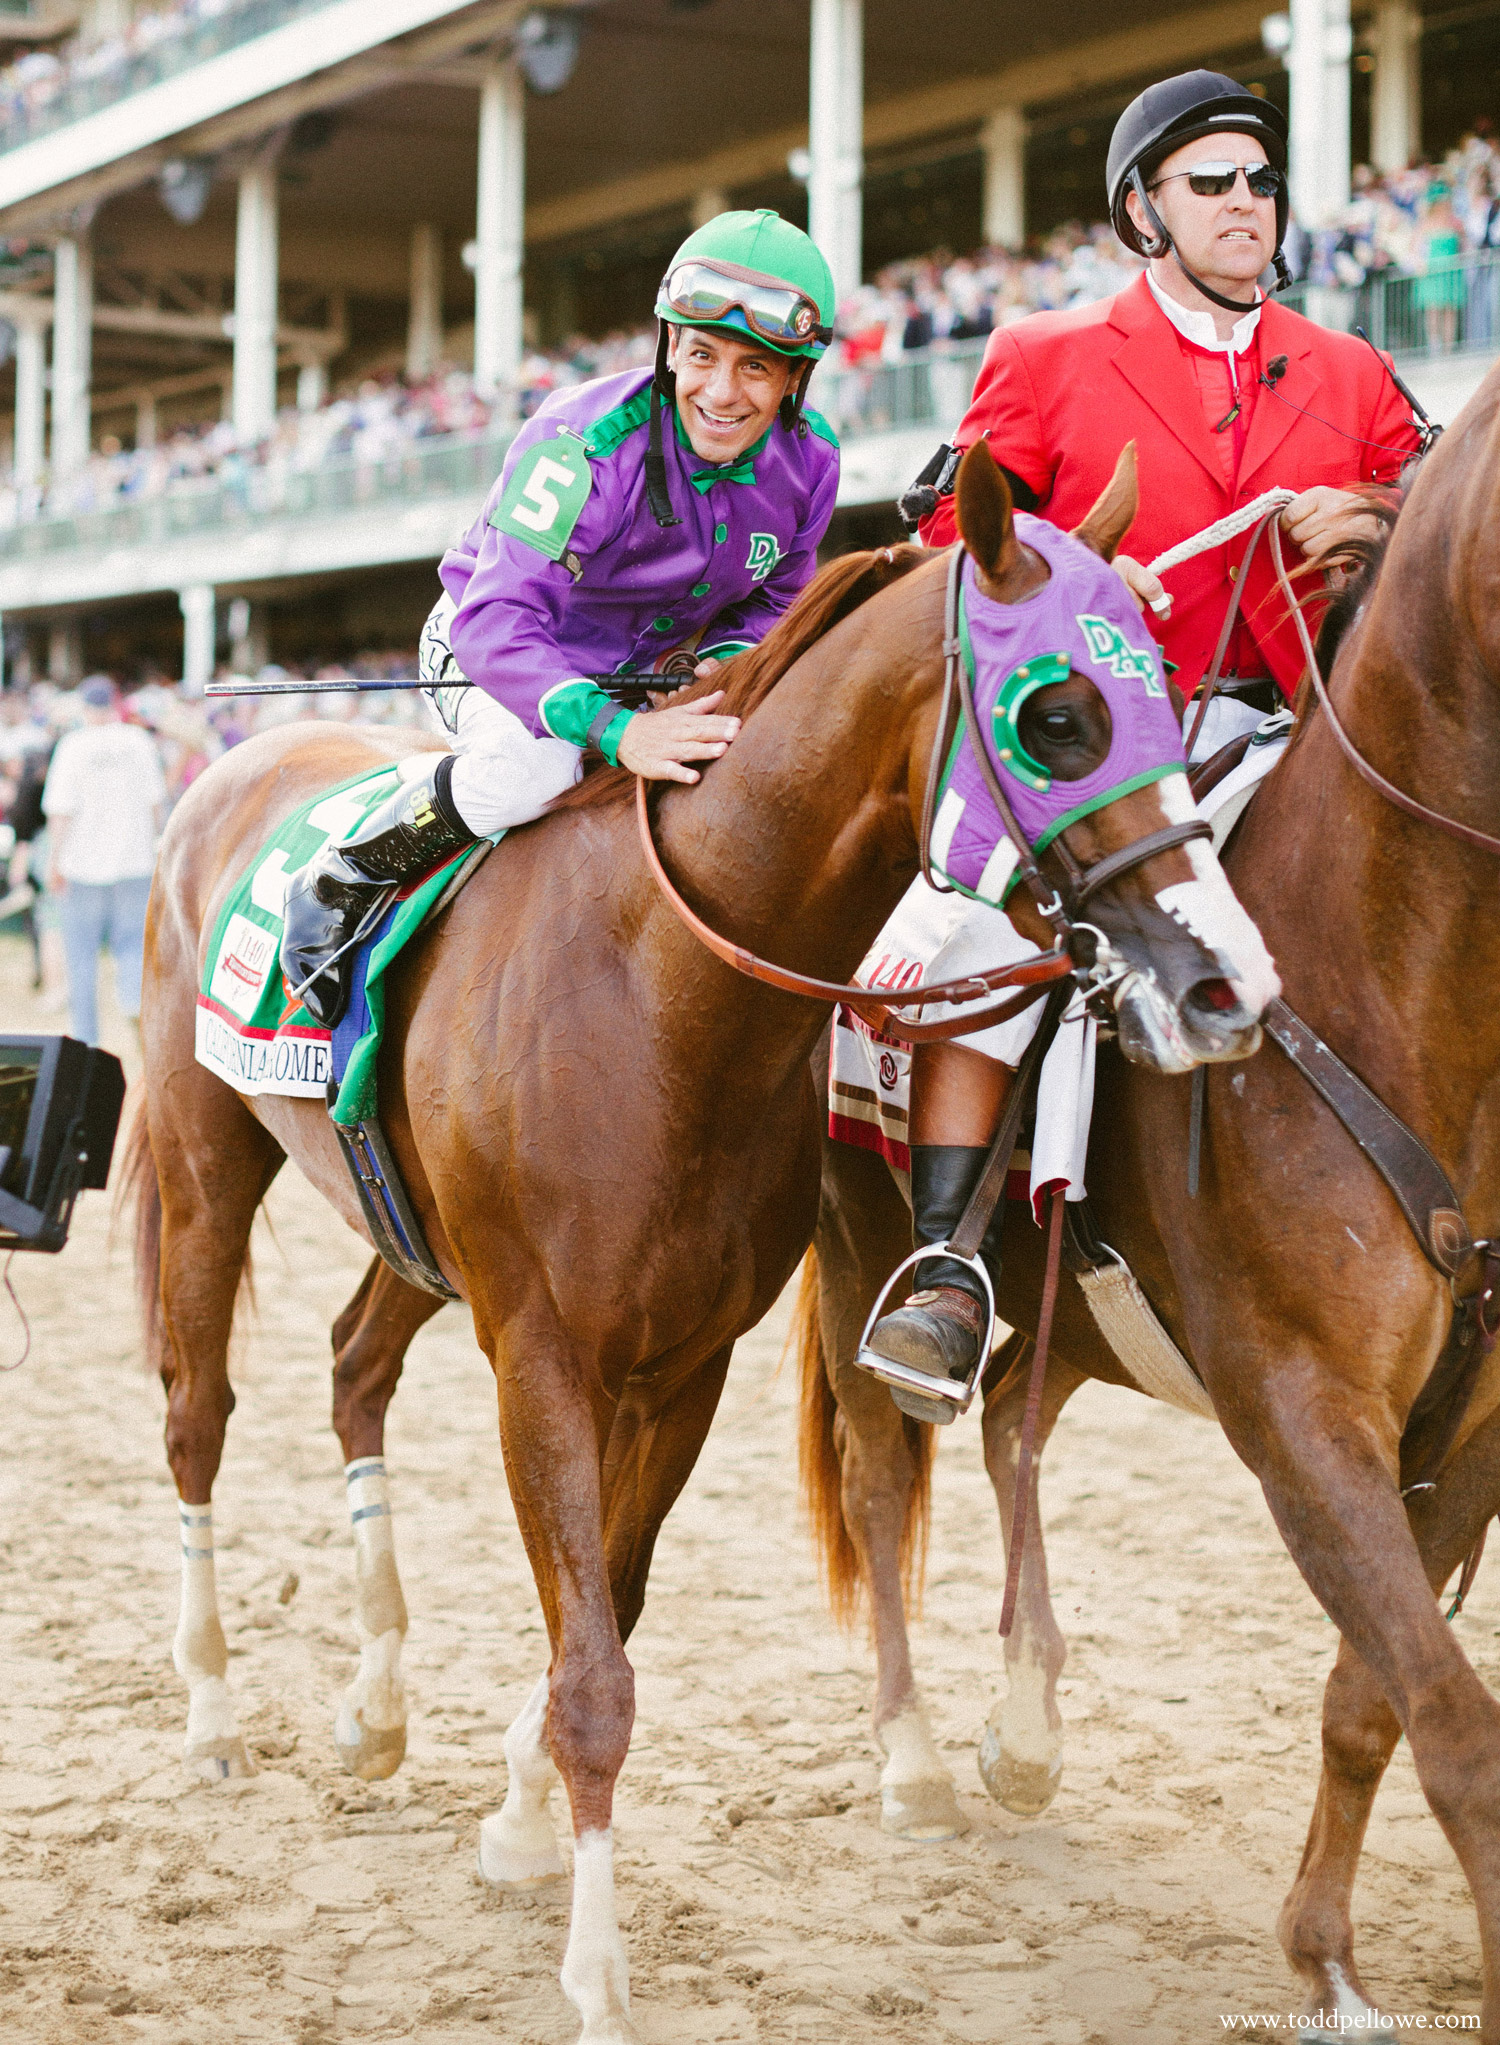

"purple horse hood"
[930, 518, 1188, 905]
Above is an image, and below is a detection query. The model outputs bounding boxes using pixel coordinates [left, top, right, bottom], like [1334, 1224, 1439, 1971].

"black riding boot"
[865, 1144, 1003, 1424]
[280, 755, 476, 1029]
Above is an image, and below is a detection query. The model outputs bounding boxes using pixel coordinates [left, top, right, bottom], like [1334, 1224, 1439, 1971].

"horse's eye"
[1037, 709, 1079, 743]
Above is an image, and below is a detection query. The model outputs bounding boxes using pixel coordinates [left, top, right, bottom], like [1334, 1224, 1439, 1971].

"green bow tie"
[689, 453, 758, 493]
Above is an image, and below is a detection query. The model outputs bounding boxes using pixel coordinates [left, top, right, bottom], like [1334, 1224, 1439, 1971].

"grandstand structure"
[0, 0, 1493, 684]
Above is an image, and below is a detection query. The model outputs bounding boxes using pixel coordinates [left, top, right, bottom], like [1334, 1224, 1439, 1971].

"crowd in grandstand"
[0, 0, 271, 147]
[3, 130, 1499, 521]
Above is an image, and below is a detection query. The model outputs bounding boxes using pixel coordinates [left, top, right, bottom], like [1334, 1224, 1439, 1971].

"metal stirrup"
[853, 1243, 998, 1418]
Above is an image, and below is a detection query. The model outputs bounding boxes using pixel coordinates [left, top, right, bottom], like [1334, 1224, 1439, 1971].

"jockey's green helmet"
[655, 210, 836, 360]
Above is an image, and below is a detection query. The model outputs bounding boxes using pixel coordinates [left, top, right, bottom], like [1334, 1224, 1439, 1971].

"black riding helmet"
[1107, 70, 1291, 309]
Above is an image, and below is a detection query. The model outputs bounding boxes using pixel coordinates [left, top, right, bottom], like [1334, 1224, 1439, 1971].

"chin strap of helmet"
[645, 322, 682, 528]
[1128, 166, 1289, 316]
[779, 358, 814, 436]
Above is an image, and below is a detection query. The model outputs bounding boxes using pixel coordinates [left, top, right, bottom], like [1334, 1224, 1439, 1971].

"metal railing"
[0, 0, 335, 156]
[1277, 247, 1500, 357]
[0, 426, 515, 560]
[3, 252, 1498, 564]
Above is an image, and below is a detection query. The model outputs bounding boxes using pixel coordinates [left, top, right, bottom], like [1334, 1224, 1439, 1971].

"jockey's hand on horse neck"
[1281, 486, 1385, 565]
[616, 689, 742, 784]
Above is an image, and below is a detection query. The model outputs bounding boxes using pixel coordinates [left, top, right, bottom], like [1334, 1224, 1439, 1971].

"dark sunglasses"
[1151, 161, 1284, 200]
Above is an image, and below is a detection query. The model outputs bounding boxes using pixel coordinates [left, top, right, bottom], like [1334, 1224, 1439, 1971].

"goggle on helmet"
[659, 258, 833, 359]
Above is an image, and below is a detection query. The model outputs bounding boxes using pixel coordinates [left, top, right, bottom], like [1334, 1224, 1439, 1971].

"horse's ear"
[955, 441, 1023, 582]
[1072, 441, 1138, 562]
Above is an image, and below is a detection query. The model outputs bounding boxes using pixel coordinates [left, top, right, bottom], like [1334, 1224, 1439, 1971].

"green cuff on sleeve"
[537, 677, 619, 749]
[596, 710, 633, 766]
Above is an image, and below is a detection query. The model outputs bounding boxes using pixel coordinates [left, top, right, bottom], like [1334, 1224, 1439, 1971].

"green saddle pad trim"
[199, 762, 497, 1129]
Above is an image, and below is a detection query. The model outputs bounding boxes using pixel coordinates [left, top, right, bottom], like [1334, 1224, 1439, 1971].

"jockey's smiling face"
[1127, 129, 1278, 305]
[670, 325, 798, 465]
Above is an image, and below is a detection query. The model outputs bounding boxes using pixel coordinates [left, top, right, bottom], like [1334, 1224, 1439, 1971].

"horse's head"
[947, 442, 1279, 1072]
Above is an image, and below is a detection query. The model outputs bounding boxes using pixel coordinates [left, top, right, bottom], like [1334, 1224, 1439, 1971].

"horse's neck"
[1244, 558, 1500, 1189]
[650, 598, 934, 998]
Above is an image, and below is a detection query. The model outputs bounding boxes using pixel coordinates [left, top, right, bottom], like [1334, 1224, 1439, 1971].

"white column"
[134, 392, 157, 450]
[233, 153, 280, 441]
[12, 312, 47, 493]
[474, 61, 525, 398]
[808, 0, 863, 307]
[691, 186, 729, 230]
[981, 106, 1026, 249]
[407, 223, 444, 379]
[50, 234, 92, 488]
[296, 360, 327, 412]
[47, 621, 81, 684]
[180, 584, 215, 694]
[1288, 0, 1352, 227]
[1370, 0, 1421, 174]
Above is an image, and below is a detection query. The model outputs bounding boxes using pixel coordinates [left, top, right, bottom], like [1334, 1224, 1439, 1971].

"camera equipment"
[0, 1036, 126, 1252]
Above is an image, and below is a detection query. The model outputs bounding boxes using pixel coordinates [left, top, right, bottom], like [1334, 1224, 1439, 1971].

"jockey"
[866, 70, 1426, 1403]
[281, 209, 839, 1028]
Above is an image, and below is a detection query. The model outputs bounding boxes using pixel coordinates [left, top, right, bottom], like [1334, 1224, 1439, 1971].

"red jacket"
[920, 273, 1422, 700]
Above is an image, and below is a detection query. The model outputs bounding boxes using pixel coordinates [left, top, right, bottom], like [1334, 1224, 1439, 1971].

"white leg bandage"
[173, 1502, 253, 1779]
[445, 689, 585, 837]
[335, 1457, 409, 1781]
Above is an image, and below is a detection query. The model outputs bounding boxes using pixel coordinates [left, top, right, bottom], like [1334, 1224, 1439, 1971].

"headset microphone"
[1265, 354, 1289, 385]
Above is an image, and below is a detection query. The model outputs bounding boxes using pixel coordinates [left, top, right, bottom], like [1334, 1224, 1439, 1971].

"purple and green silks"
[438, 368, 840, 764]
[929, 517, 1188, 906]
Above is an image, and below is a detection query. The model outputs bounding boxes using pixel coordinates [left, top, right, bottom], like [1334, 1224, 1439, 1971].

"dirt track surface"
[0, 936, 1484, 2043]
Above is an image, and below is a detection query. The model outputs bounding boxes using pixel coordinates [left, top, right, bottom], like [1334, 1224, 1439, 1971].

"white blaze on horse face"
[172, 1502, 254, 1781]
[559, 1828, 635, 2044]
[1154, 774, 1281, 1014]
[478, 1673, 566, 1887]
[335, 1457, 409, 1781]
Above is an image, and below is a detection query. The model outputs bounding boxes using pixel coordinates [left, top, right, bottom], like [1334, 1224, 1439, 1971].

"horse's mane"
[551, 541, 930, 813]
[1310, 483, 1405, 678]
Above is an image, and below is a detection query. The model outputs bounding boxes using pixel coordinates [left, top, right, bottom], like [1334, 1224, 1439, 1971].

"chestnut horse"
[797, 368, 1500, 2031]
[123, 449, 1274, 2044]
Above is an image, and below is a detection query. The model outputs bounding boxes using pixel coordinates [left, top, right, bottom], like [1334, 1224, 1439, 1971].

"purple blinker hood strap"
[921, 541, 1213, 940]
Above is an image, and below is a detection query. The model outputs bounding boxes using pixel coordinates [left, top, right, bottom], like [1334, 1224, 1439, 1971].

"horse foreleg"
[977, 1343, 1084, 1814]
[1228, 1371, 1500, 2032]
[328, 1258, 444, 1781]
[1278, 1399, 1500, 2024]
[813, 1138, 966, 1839]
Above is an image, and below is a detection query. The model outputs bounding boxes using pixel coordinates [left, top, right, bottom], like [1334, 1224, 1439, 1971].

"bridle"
[636, 540, 1215, 1041]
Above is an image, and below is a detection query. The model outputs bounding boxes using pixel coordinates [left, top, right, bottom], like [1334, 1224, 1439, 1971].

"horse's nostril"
[1195, 978, 1239, 1014]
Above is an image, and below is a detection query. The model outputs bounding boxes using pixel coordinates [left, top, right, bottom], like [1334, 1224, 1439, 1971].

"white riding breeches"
[440, 687, 584, 838]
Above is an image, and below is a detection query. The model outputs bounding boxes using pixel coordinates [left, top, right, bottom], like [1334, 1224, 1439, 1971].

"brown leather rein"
[634, 541, 1212, 1046]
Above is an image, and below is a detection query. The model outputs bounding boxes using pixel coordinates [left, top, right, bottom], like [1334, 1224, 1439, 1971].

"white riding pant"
[437, 687, 584, 838]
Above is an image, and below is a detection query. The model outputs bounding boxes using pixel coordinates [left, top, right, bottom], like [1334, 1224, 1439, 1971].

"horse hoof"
[184, 1734, 255, 1782]
[978, 1725, 1061, 1815]
[476, 1812, 566, 1891]
[335, 1719, 406, 1782]
[880, 1776, 970, 1840]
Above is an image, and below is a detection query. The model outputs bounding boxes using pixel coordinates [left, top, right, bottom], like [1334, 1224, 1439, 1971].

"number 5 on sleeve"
[491, 438, 594, 562]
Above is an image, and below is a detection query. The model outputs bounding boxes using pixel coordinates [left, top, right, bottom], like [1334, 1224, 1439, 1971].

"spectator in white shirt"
[41, 676, 165, 1046]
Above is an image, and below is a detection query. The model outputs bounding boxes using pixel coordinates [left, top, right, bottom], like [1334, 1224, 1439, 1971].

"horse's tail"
[793, 1247, 934, 1628]
[114, 1096, 167, 1376]
[112, 1094, 257, 1374]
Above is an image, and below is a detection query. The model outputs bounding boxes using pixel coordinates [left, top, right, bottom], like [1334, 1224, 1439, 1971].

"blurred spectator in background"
[1416, 179, 1465, 353]
[41, 674, 165, 1046]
